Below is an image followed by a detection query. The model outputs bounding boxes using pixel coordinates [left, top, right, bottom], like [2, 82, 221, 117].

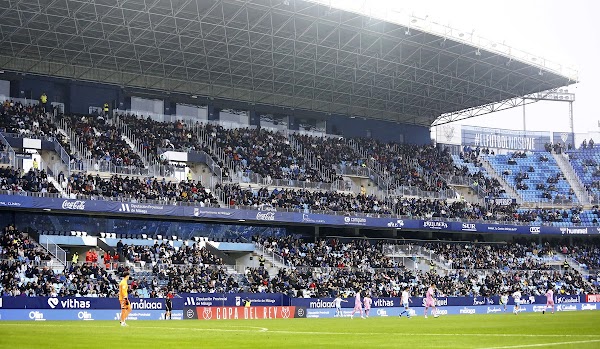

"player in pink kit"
[424, 284, 437, 318]
[350, 290, 365, 319]
[363, 294, 373, 318]
[543, 288, 554, 314]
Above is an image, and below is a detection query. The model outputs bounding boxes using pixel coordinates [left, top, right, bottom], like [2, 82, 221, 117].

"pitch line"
[0, 323, 599, 339]
[479, 339, 600, 349]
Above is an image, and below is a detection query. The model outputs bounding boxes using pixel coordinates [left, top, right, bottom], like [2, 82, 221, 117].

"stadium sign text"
[188, 306, 300, 320]
[423, 221, 448, 230]
[255, 211, 276, 221]
[61, 200, 86, 210]
[560, 227, 589, 235]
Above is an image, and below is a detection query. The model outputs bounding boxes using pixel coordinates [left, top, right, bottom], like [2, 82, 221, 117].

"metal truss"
[432, 87, 575, 126]
[0, 0, 575, 126]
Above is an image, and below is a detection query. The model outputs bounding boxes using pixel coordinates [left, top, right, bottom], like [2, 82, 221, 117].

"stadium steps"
[551, 152, 590, 205]
[479, 157, 523, 204]
[120, 132, 151, 168]
[47, 176, 69, 198]
[288, 132, 336, 183]
[252, 243, 291, 272]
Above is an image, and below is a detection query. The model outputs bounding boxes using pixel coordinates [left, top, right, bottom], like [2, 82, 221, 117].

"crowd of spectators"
[116, 240, 243, 294]
[115, 114, 200, 165]
[253, 236, 395, 269]
[0, 224, 120, 297]
[204, 124, 327, 183]
[248, 237, 597, 297]
[423, 241, 554, 270]
[3, 223, 599, 298]
[222, 183, 526, 222]
[0, 101, 57, 139]
[560, 243, 600, 270]
[59, 114, 145, 168]
[0, 168, 59, 194]
[66, 173, 218, 206]
[220, 183, 394, 214]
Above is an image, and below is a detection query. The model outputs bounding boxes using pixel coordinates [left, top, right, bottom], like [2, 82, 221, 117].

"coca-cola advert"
[61, 200, 86, 210]
[255, 211, 276, 221]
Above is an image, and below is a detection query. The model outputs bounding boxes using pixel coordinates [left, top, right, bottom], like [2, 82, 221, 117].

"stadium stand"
[59, 114, 145, 169]
[567, 145, 600, 203]
[66, 174, 219, 206]
[4, 220, 598, 299]
[485, 151, 577, 204]
[0, 168, 59, 194]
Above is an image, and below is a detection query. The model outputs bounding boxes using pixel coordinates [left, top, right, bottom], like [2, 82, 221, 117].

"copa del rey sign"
[184, 306, 305, 320]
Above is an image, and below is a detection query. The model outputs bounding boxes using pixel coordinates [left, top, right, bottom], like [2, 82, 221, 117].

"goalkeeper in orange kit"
[119, 271, 133, 326]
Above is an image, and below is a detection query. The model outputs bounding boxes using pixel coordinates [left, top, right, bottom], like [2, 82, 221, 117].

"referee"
[165, 291, 174, 320]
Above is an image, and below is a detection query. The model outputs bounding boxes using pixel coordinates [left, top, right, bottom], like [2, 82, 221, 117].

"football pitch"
[1, 312, 599, 349]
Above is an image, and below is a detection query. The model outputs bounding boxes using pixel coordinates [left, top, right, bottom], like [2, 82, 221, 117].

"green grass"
[1, 312, 600, 349]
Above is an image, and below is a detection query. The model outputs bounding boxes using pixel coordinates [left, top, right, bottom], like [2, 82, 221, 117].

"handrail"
[0, 132, 16, 167]
[41, 237, 67, 266]
[253, 242, 294, 268]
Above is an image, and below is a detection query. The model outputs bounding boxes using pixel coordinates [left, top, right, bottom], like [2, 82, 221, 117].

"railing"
[558, 152, 591, 205]
[253, 242, 294, 268]
[115, 118, 152, 167]
[385, 186, 457, 200]
[479, 156, 524, 204]
[57, 117, 90, 161]
[0, 257, 56, 268]
[0, 95, 39, 106]
[69, 159, 177, 178]
[0, 187, 596, 228]
[288, 133, 336, 182]
[41, 237, 67, 265]
[114, 109, 209, 124]
[0, 132, 16, 167]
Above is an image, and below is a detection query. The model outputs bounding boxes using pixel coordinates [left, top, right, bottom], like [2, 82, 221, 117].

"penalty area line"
[479, 339, 600, 349]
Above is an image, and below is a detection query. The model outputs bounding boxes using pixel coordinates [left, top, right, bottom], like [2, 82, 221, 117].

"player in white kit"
[512, 290, 522, 315]
[333, 294, 347, 317]
[500, 293, 509, 312]
[399, 287, 412, 318]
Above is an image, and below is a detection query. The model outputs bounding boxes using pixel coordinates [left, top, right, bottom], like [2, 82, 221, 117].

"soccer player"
[165, 290, 174, 320]
[399, 287, 412, 318]
[119, 271, 133, 326]
[424, 284, 437, 318]
[500, 292, 509, 312]
[363, 293, 372, 318]
[350, 290, 364, 319]
[333, 294, 347, 317]
[543, 288, 554, 314]
[512, 290, 522, 315]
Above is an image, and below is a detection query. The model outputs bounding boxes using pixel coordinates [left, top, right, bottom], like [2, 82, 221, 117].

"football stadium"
[0, 0, 599, 348]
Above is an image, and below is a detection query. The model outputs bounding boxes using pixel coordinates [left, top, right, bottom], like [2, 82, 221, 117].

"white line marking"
[0, 323, 598, 339]
[480, 339, 600, 349]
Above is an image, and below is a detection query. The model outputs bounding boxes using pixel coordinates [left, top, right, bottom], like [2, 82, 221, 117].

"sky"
[369, 0, 599, 136]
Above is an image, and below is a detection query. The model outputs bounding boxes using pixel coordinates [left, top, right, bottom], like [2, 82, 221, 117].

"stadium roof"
[0, 0, 578, 127]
